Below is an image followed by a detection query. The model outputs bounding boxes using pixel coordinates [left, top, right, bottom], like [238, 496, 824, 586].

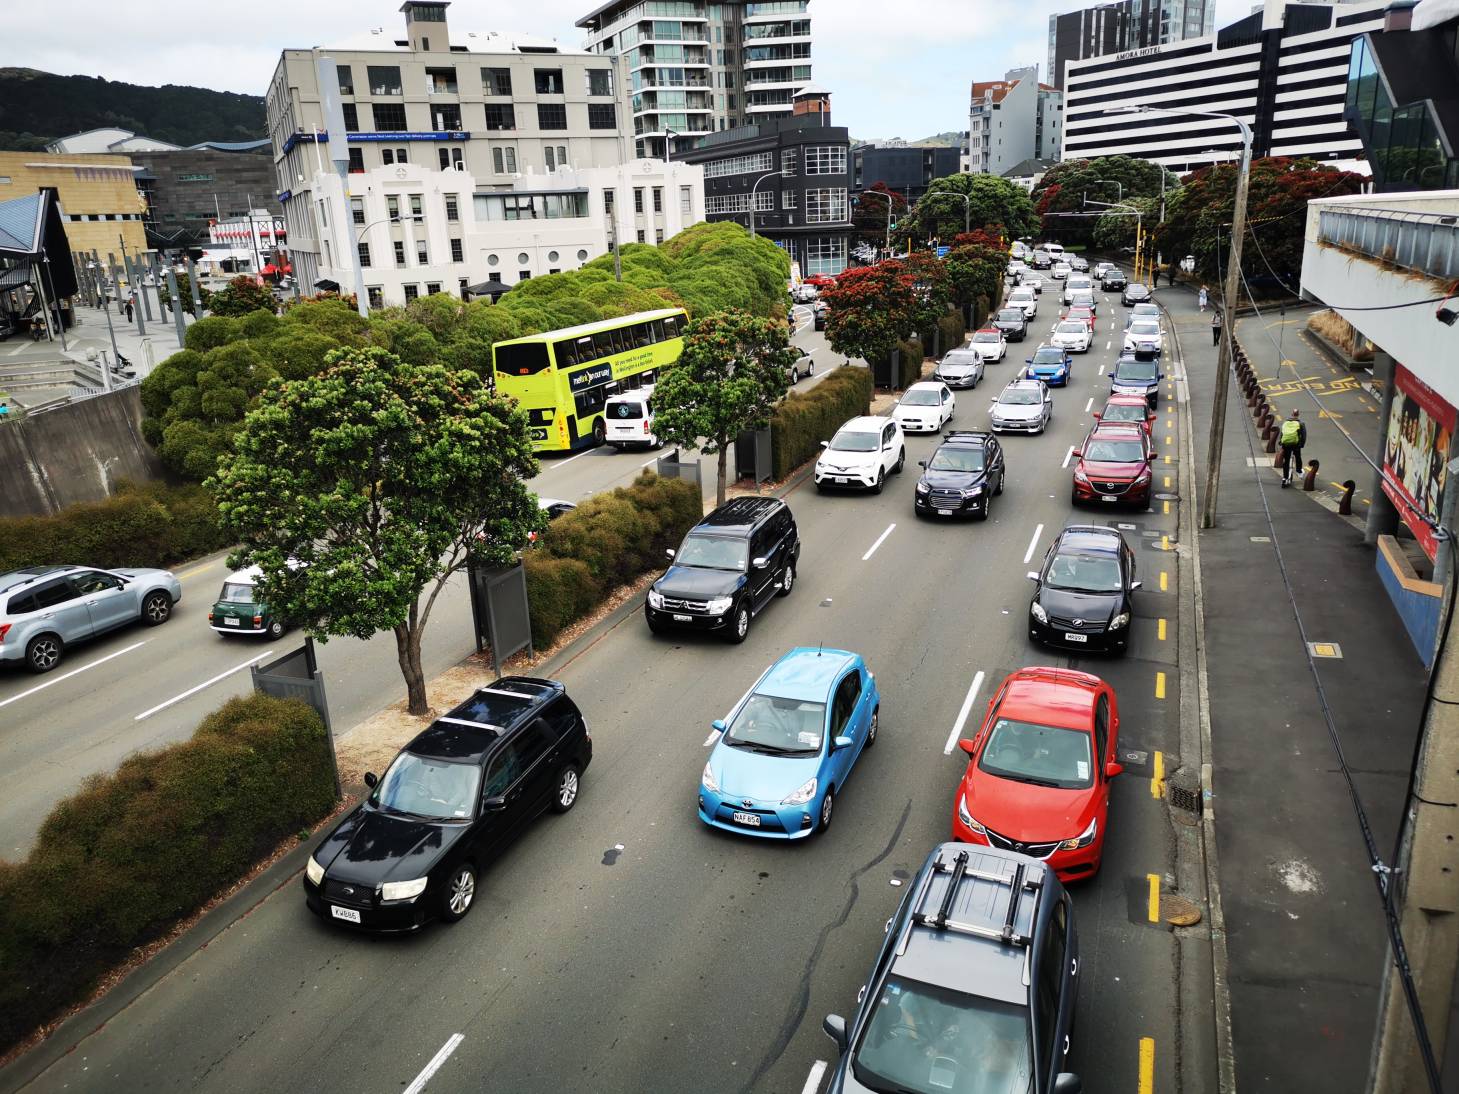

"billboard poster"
[1382, 363, 1456, 561]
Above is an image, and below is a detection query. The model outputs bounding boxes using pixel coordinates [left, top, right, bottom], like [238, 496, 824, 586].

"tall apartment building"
[1061, 0, 1387, 171]
[577, 0, 813, 158]
[265, 0, 657, 302]
[1048, 0, 1216, 88]
[967, 67, 1063, 177]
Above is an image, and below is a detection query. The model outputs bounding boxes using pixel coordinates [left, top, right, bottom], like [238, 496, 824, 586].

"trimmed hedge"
[0, 481, 229, 573]
[897, 338, 925, 390]
[769, 365, 875, 481]
[0, 695, 336, 1051]
[525, 472, 702, 647]
[937, 311, 967, 353]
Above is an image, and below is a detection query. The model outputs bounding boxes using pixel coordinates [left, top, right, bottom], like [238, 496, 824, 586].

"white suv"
[1062, 276, 1093, 305]
[603, 390, 660, 450]
[1007, 288, 1038, 319]
[815, 416, 907, 494]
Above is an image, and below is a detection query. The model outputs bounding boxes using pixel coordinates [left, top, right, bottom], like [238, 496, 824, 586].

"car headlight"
[647, 588, 665, 609]
[705, 596, 734, 615]
[1109, 611, 1131, 631]
[1031, 602, 1048, 624]
[782, 777, 818, 806]
[702, 761, 719, 794]
[963, 486, 983, 498]
[956, 794, 986, 834]
[916, 481, 930, 495]
[1060, 818, 1098, 851]
[306, 855, 325, 886]
[381, 876, 428, 902]
[1074, 468, 1090, 484]
[1135, 470, 1152, 484]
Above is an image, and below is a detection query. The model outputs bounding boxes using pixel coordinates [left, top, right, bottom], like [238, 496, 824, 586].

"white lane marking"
[403, 1033, 465, 1094]
[1105, 340, 1111, 351]
[802, 1060, 829, 1094]
[1061, 445, 1075, 469]
[862, 523, 896, 561]
[0, 640, 147, 709]
[1023, 522, 1045, 563]
[133, 651, 272, 721]
[1083, 397, 1093, 413]
[544, 446, 598, 471]
[1098, 364, 1106, 376]
[944, 670, 987, 755]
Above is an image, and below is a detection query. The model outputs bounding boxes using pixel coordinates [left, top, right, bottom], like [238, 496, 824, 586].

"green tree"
[908, 174, 1036, 243]
[901, 250, 953, 340]
[1031, 155, 1170, 244]
[207, 276, 277, 317]
[207, 347, 542, 715]
[1091, 194, 1159, 252]
[821, 260, 918, 375]
[944, 237, 1006, 328]
[650, 310, 796, 506]
[156, 273, 209, 316]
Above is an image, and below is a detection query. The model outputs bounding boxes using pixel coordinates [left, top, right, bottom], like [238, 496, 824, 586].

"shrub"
[526, 472, 702, 647]
[769, 366, 874, 480]
[897, 338, 925, 390]
[0, 694, 335, 1051]
[0, 481, 229, 572]
[937, 311, 967, 353]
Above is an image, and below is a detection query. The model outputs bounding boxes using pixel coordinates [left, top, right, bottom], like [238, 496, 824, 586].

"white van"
[1042, 242, 1066, 258]
[603, 388, 661, 450]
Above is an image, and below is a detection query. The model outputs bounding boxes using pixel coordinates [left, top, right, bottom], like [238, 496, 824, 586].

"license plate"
[1101, 494, 1118, 502]
[223, 617, 239, 626]
[330, 905, 362, 923]
[1064, 632, 1088, 643]
[835, 477, 848, 484]
[732, 811, 761, 827]
[936, 509, 953, 516]
[673, 614, 692, 623]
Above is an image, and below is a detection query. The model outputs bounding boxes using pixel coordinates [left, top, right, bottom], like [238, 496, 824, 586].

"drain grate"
[1167, 776, 1203, 816]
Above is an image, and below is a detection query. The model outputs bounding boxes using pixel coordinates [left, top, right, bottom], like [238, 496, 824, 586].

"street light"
[856, 189, 898, 258]
[749, 170, 788, 239]
[350, 214, 424, 311]
[1090, 178, 1124, 202]
[1112, 104, 1252, 530]
[920, 189, 973, 236]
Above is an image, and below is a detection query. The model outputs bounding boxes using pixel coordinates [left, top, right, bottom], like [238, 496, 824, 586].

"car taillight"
[252, 615, 263, 625]
[643, 421, 651, 433]
[0, 623, 9, 644]
[207, 612, 214, 622]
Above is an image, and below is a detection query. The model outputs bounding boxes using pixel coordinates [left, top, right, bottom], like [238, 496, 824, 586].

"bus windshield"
[494, 342, 550, 376]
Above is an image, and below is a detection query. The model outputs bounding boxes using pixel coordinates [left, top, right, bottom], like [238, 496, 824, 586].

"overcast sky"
[0, 0, 1253, 141]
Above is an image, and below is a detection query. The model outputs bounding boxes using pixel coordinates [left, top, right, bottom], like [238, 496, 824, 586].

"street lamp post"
[1112, 104, 1252, 530]
[856, 189, 898, 259]
[1090, 178, 1124, 202]
[353, 214, 424, 311]
[921, 189, 973, 237]
[749, 170, 788, 239]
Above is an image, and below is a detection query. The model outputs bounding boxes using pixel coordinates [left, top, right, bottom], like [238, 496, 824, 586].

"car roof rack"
[901, 847, 1042, 952]
[941, 430, 987, 441]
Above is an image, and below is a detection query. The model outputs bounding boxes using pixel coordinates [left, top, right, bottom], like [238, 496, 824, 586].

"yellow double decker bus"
[492, 308, 688, 453]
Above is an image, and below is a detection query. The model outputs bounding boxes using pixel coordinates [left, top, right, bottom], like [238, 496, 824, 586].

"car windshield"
[929, 447, 985, 472]
[675, 534, 748, 572]
[972, 331, 1000, 343]
[1103, 403, 1146, 422]
[1045, 550, 1123, 592]
[1071, 294, 1094, 306]
[940, 354, 977, 368]
[1129, 284, 1149, 295]
[1000, 388, 1041, 406]
[1116, 359, 1159, 381]
[978, 718, 1094, 789]
[1056, 322, 1085, 335]
[372, 751, 481, 820]
[218, 581, 255, 604]
[852, 975, 1033, 1094]
[1032, 349, 1065, 365]
[723, 693, 825, 754]
[901, 390, 941, 406]
[1130, 322, 1160, 337]
[1085, 438, 1146, 462]
[607, 399, 644, 419]
[996, 310, 1024, 322]
[830, 429, 881, 453]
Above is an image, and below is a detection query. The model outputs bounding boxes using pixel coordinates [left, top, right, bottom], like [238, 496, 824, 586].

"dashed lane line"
[132, 651, 272, 721]
[862, 523, 896, 561]
[403, 1034, 465, 1094]
[0, 640, 147, 709]
[944, 670, 987, 755]
[1023, 523, 1045, 564]
[801, 1060, 828, 1094]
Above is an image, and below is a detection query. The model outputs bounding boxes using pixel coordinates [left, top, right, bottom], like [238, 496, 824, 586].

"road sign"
[936, 246, 950, 258]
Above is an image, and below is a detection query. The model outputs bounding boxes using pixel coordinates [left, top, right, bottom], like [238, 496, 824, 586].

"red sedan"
[1065, 305, 1096, 331]
[951, 667, 1123, 881]
[1072, 422, 1155, 508]
[1094, 393, 1158, 435]
[803, 273, 837, 289]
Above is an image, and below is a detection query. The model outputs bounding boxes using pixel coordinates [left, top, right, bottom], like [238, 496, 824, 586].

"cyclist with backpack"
[1279, 409, 1307, 487]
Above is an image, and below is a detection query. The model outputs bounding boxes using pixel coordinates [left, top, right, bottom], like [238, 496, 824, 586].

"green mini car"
[209, 567, 286, 639]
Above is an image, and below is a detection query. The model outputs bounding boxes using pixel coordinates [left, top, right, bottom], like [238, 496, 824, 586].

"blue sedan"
[699, 648, 880, 839]
[1024, 344, 1073, 387]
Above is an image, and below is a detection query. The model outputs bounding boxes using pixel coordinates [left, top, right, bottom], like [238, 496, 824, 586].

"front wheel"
[440, 864, 477, 923]
[871, 469, 885, 495]
[727, 603, 751, 644]
[551, 765, 581, 813]
[141, 591, 173, 626]
[816, 788, 835, 834]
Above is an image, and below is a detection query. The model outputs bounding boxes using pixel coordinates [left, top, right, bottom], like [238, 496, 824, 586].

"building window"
[451, 238, 464, 262]
[426, 282, 442, 295]
[680, 186, 692, 215]
[358, 241, 371, 267]
[486, 103, 516, 130]
[438, 146, 463, 170]
[781, 148, 798, 176]
[432, 103, 462, 131]
[587, 69, 614, 96]
[655, 228, 664, 243]
[426, 66, 457, 94]
[781, 190, 797, 209]
[545, 146, 558, 170]
[351, 198, 365, 225]
[348, 148, 365, 173]
[475, 191, 589, 220]
[804, 145, 847, 174]
[445, 195, 459, 221]
[342, 103, 359, 132]
[490, 146, 519, 173]
[538, 103, 568, 130]
[534, 68, 564, 94]
[383, 148, 395, 165]
[410, 194, 423, 218]
[588, 103, 617, 129]
[604, 189, 616, 214]
[703, 150, 775, 178]
[483, 67, 512, 96]
[337, 65, 355, 96]
[805, 188, 848, 224]
[372, 102, 408, 131]
[417, 240, 428, 265]
[394, 241, 407, 267]
[519, 252, 531, 264]
[395, 146, 409, 163]
[705, 191, 774, 214]
[488, 253, 499, 266]
[634, 188, 645, 213]
[367, 286, 384, 309]
[805, 235, 847, 275]
[458, 277, 469, 297]
[404, 284, 419, 301]
[652, 187, 663, 213]
[637, 229, 646, 242]
[367, 66, 402, 95]
[387, 195, 400, 222]
[519, 271, 532, 281]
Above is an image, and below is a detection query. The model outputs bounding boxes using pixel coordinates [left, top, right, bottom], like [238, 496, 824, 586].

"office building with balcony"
[1048, 0, 1216, 88]
[674, 85, 849, 275]
[577, 0, 813, 158]
[1061, 0, 1388, 172]
[265, 0, 637, 295]
[967, 67, 1063, 177]
[851, 143, 962, 202]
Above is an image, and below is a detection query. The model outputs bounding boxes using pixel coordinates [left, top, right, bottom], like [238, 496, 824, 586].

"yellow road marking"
[1163, 500, 1170, 515]
[1139, 1037, 1155, 1094]
[1165, 419, 1173, 430]
[1147, 875, 1161, 922]
[1160, 571, 1168, 591]
[175, 560, 223, 581]
[1164, 455, 1171, 465]
[1155, 671, 1166, 699]
[1158, 618, 1167, 641]
[1160, 534, 1169, 551]
[1165, 435, 1172, 446]
[1163, 475, 1171, 489]
[1151, 750, 1165, 798]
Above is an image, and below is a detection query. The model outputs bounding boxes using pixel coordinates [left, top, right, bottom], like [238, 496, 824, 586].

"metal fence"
[252, 639, 341, 798]
[1317, 206, 1459, 282]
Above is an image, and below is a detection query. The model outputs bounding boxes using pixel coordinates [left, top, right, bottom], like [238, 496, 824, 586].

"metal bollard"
[1303, 459, 1319, 491]
[1338, 479, 1355, 514]
[1266, 429, 1279, 454]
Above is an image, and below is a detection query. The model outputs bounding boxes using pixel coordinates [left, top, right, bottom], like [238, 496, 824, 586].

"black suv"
[304, 677, 592, 931]
[824, 843, 1081, 1094]
[992, 307, 1030, 342]
[915, 431, 1006, 521]
[1101, 269, 1127, 291]
[1028, 525, 1139, 654]
[645, 496, 799, 643]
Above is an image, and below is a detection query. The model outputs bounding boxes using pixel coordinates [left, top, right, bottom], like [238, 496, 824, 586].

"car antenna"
[817, 641, 823, 657]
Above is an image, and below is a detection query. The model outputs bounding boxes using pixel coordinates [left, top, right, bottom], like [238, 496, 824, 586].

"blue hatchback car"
[1023, 344, 1072, 387]
[699, 648, 880, 839]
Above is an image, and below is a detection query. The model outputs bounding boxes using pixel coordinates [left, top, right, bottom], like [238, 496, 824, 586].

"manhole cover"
[1161, 894, 1203, 927]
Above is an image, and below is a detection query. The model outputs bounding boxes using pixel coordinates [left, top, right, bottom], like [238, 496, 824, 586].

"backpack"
[1280, 419, 1302, 446]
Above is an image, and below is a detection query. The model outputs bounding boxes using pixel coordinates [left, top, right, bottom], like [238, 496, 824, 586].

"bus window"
[662, 315, 680, 337]
[610, 327, 629, 355]
[650, 320, 665, 342]
[576, 336, 596, 363]
[633, 323, 652, 348]
[495, 342, 551, 376]
[594, 331, 617, 359]
[554, 339, 578, 367]
[574, 385, 610, 420]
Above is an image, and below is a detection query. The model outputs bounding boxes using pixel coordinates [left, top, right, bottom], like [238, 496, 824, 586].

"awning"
[466, 278, 512, 299]
[314, 278, 341, 292]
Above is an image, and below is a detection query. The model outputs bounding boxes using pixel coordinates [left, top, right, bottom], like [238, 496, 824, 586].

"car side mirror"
[1073, 450, 1082, 458]
[711, 719, 727, 733]
[665, 548, 676, 560]
[481, 795, 508, 813]
[1092, 411, 1101, 419]
[752, 556, 769, 570]
[1053, 1075, 1083, 1094]
[823, 1014, 848, 1051]
[819, 440, 829, 449]
[1027, 571, 1040, 581]
[1130, 579, 1142, 590]
[957, 738, 977, 757]
[918, 459, 928, 468]
[833, 735, 854, 751]
[1025, 359, 1033, 365]
[363, 771, 378, 788]
[1106, 761, 1125, 779]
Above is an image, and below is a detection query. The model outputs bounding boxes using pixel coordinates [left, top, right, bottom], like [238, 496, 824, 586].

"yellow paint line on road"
[1163, 500, 1170, 515]
[1160, 534, 1169, 551]
[1160, 571, 1168, 591]
[1164, 475, 1171, 489]
[175, 559, 225, 581]
[1155, 671, 1166, 699]
[1158, 618, 1167, 641]
[1139, 1038, 1155, 1094]
[1151, 750, 1165, 798]
[1147, 875, 1161, 922]
[1165, 435, 1172, 446]
[1164, 455, 1171, 465]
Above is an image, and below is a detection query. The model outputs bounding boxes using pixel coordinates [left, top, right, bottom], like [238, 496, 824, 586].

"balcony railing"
[1317, 206, 1459, 282]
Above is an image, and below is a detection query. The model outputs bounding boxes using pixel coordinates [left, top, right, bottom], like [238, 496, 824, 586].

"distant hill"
[0, 68, 265, 151]
[852, 131, 966, 148]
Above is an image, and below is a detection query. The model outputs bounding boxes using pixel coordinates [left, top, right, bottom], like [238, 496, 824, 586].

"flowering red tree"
[853, 182, 908, 249]
[821, 261, 918, 370]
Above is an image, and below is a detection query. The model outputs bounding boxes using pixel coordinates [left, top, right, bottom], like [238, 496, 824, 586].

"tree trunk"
[394, 620, 429, 716]
[716, 446, 728, 507]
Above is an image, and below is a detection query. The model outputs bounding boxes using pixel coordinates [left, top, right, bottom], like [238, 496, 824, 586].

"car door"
[881, 423, 899, 473]
[29, 577, 95, 643]
[987, 438, 1004, 491]
[479, 725, 555, 848]
[748, 525, 778, 608]
[826, 671, 863, 784]
[940, 384, 955, 423]
[71, 569, 133, 634]
[1042, 384, 1054, 424]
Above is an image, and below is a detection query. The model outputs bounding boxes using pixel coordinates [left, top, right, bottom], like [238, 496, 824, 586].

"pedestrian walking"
[124, 297, 134, 323]
[1211, 312, 1223, 347]
[1279, 408, 1307, 487]
[1198, 286, 1209, 312]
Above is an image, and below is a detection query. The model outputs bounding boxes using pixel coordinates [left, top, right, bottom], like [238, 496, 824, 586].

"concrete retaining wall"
[0, 386, 165, 517]
[1376, 534, 1442, 667]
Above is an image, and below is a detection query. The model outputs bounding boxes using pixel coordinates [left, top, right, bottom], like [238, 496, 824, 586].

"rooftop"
[757, 648, 858, 704]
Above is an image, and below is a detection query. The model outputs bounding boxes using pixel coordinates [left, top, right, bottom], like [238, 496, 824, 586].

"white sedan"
[892, 381, 956, 434]
[1050, 320, 1093, 354]
[1020, 273, 1045, 294]
[1122, 320, 1165, 356]
[968, 328, 1007, 363]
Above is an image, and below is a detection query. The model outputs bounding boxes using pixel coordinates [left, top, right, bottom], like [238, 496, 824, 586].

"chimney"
[400, 1, 450, 53]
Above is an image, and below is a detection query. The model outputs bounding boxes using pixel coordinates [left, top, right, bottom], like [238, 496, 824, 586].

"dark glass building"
[851, 144, 962, 203]
[130, 143, 280, 251]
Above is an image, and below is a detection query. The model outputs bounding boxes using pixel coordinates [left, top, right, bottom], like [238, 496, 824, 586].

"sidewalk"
[1163, 282, 1427, 1093]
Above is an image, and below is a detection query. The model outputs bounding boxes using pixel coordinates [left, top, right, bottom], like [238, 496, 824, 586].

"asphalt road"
[8, 279, 1200, 1094]
[0, 314, 841, 857]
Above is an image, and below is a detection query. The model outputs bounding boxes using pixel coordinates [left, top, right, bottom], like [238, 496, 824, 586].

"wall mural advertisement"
[1383, 363, 1456, 561]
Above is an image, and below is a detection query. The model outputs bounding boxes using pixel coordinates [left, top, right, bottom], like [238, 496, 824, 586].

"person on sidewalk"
[1279, 409, 1307, 487]
[1212, 312, 1223, 347]
[1198, 286, 1209, 312]
[124, 297, 134, 323]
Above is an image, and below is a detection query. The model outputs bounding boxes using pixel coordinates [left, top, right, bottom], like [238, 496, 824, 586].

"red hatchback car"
[1094, 393, 1158, 435]
[951, 667, 1123, 881]
[1065, 306, 1096, 331]
[1072, 422, 1154, 508]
